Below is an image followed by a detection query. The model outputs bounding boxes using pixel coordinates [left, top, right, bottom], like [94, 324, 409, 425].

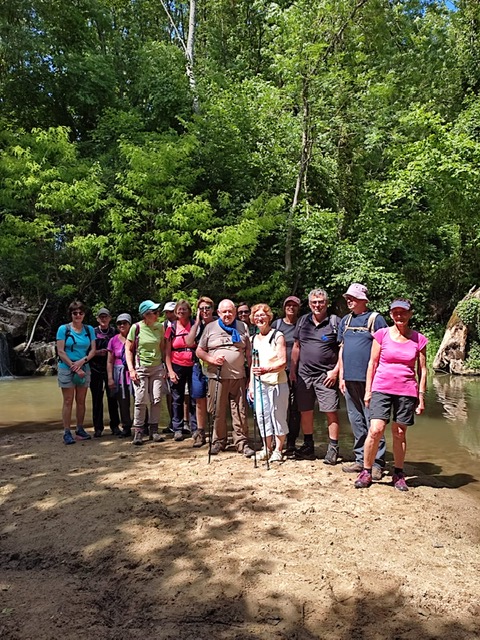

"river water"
[0, 374, 479, 499]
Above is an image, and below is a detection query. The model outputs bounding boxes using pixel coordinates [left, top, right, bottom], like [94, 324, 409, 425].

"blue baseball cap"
[138, 300, 161, 316]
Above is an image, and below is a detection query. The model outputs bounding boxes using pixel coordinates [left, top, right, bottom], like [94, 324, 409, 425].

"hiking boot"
[192, 430, 206, 448]
[132, 430, 144, 446]
[243, 445, 256, 458]
[142, 425, 150, 437]
[152, 433, 165, 443]
[270, 450, 284, 463]
[354, 470, 372, 489]
[342, 461, 363, 473]
[173, 430, 184, 442]
[63, 431, 76, 445]
[392, 472, 409, 492]
[294, 442, 315, 461]
[210, 442, 224, 455]
[93, 430, 103, 438]
[284, 444, 296, 458]
[75, 427, 91, 441]
[323, 444, 339, 466]
[118, 427, 132, 438]
[258, 447, 271, 461]
[372, 466, 384, 481]
[162, 426, 174, 434]
[111, 426, 122, 436]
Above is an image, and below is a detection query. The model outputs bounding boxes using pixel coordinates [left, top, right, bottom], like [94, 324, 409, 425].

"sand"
[1, 430, 479, 640]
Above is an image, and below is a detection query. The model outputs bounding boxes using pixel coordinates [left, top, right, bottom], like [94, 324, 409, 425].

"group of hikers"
[56, 283, 428, 492]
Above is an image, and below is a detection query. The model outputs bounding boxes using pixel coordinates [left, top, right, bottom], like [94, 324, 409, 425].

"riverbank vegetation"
[1, 1, 480, 335]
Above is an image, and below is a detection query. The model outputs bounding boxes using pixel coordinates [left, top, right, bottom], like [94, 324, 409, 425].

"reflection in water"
[432, 374, 480, 457]
[1, 374, 479, 498]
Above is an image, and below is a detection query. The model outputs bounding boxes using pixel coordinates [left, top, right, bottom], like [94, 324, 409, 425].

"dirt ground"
[1, 428, 479, 640]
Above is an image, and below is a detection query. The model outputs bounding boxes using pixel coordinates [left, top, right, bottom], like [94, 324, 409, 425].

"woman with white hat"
[107, 313, 134, 438]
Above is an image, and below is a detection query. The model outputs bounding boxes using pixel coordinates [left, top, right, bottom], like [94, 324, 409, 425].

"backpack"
[342, 312, 378, 336]
[121, 323, 140, 367]
[57, 324, 93, 361]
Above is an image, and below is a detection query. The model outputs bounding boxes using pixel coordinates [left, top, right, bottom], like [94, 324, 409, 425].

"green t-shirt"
[128, 321, 164, 367]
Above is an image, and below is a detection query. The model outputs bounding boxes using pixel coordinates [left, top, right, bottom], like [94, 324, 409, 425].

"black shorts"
[370, 392, 417, 426]
[296, 373, 339, 413]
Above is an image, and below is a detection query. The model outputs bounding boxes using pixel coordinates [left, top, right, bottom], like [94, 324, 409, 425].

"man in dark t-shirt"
[338, 283, 388, 479]
[290, 289, 341, 463]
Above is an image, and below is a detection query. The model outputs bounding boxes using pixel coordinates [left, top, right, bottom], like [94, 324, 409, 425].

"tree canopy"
[1, 0, 479, 331]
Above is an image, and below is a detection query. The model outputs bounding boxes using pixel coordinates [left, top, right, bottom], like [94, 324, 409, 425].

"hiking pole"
[251, 368, 258, 470]
[253, 348, 269, 471]
[208, 365, 221, 464]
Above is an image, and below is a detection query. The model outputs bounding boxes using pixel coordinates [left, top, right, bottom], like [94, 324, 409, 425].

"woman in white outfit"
[248, 303, 289, 462]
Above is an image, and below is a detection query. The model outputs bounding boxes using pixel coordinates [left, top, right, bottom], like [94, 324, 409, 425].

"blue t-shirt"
[56, 324, 94, 370]
[337, 312, 388, 381]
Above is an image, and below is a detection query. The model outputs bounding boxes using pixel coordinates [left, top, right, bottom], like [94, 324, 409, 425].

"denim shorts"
[58, 366, 91, 389]
[370, 392, 417, 426]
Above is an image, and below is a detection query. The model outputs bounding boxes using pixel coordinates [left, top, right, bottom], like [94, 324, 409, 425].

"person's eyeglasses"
[72, 311, 84, 316]
[238, 310, 250, 315]
[199, 306, 211, 311]
[117, 321, 128, 326]
[310, 300, 326, 306]
[254, 314, 267, 320]
[147, 310, 160, 315]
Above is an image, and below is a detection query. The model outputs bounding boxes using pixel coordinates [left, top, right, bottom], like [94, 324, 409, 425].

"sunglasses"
[238, 310, 250, 315]
[72, 311, 84, 316]
[148, 310, 160, 315]
[117, 321, 128, 326]
[199, 306, 212, 311]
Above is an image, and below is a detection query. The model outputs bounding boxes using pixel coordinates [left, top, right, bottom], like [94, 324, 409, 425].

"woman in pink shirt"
[355, 299, 428, 492]
[165, 300, 198, 442]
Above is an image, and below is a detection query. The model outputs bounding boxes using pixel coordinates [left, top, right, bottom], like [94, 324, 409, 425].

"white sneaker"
[270, 450, 284, 463]
[258, 448, 271, 461]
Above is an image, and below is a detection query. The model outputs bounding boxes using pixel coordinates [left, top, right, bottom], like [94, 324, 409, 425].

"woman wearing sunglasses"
[56, 300, 96, 445]
[185, 296, 216, 447]
[107, 313, 134, 438]
[125, 300, 165, 445]
[165, 299, 198, 443]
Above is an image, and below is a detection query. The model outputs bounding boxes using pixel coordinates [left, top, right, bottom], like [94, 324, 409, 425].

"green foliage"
[455, 298, 480, 333]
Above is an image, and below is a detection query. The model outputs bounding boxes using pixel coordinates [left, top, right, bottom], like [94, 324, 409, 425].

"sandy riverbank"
[1, 430, 479, 640]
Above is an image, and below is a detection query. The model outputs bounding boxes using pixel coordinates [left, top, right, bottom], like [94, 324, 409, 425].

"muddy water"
[0, 374, 479, 498]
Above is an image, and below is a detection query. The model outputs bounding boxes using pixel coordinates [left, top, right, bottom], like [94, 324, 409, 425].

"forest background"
[1, 0, 480, 350]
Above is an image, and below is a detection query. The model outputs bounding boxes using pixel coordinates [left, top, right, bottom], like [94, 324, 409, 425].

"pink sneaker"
[354, 470, 372, 489]
[392, 473, 409, 492]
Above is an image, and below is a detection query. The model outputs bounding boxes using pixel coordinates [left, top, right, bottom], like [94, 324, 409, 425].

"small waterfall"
[0, 333, 13, 377]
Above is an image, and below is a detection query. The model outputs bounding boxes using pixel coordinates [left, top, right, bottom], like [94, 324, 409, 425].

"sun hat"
[139, 300, 161, 316]
[390, 299, 412, 311]
[96, 307, 111, 317]
[283, 296, 301, 307]
[116, 313, 132, 324]
[343, 283, 369, 301]
[162, 301, 176, 312]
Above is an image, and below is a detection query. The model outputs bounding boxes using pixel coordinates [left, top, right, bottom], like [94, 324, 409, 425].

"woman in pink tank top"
[354, 299, 428, 492]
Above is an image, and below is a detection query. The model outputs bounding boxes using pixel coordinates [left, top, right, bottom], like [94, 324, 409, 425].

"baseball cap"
[390, 299, 412, 311]
[343, 283, 369, 301]
[139, 300, 161, 315]
[96, 307, 111, 317]
[163, 301, 176, 312]
[283, 296, 301, 307]
[116, 313, 132, 324]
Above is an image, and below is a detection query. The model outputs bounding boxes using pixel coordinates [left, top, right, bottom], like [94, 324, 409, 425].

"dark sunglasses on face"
[199, 306, 212, 311]
[72, 311, 84, 316]
[238, 310, 250, 315]
[117, 321, 128, 326]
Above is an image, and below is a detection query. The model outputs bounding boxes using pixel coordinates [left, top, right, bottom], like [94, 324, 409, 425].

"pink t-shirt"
[107, 334, 125, 366]
[165, 321, 195, 367]
[371, 328, 428, 397]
